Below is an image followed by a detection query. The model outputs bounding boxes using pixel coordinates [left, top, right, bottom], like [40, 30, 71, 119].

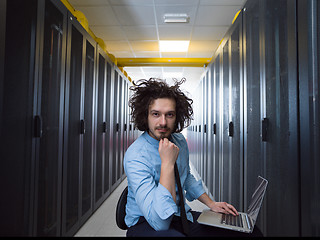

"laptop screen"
[246, 176, 268, 224]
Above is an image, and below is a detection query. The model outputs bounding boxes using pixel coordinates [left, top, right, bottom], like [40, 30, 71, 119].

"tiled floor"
[75, 164, 208, 237]
[75, 179, 128, 237]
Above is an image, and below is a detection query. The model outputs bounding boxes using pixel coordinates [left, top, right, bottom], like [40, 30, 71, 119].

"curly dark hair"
[129, 78, 193, 133]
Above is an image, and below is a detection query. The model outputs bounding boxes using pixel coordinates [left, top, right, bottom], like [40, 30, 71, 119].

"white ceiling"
[68, 0, 246, 95]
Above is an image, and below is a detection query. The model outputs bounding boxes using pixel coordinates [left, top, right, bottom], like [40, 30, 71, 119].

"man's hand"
[208, 201, 239, 216]
[158, 138, 179, 202]
[198, 193, 239, 216]
[158, 138, 179, 166]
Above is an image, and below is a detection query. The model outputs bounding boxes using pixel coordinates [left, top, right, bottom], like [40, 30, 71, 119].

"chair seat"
[116, 186, 129, 230]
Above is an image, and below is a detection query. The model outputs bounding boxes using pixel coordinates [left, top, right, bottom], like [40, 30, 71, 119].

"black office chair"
[116, 186, 129, 230]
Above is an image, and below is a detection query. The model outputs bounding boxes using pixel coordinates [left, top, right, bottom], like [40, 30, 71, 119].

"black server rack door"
[213, 54, 221, 201]
[104, 62, 112, 194]
[243, 1, 269, 234]
[230, 23, 242, 211]
[298, 0, 320, 236]
[199, 79, 203, 181]
[118, 76, 124, 181]
[95, 53, 105, 205]
[0, 0, 5, 121]
[0, 0, 37, 235]
[207, 63, 214, 195]
[203, 74, 208, 188]
[122, 81, 128, 177]
[199, 80, 203, 179]
[193, 86, 198, 172]
[243, 0, 264, 211]
[112, 71, 119, 186]
[264, 0, 300, 236]
[36, 0, 66, 236]
[193, 87, 197, 171]
[196, 81, 200, 176]
[197, 85, 201, 173]
[82, 39, 95, 219]
[221, 41, 230, 204]
[63, 24, 83, 234]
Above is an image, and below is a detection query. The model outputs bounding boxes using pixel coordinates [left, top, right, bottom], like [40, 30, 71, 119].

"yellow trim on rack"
[73, 10, 89, 32]
[60, 0, 134, 81]
[218, 38, 224, 48]
[116, 58, 211, 67]
[232, 10, 241, 25]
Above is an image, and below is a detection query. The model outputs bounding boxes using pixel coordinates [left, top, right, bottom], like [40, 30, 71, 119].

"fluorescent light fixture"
[159, 40, 190, 52]
[164, 13, 189, 23]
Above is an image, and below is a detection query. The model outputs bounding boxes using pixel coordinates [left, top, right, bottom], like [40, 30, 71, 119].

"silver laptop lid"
[246, 176, 268, 225]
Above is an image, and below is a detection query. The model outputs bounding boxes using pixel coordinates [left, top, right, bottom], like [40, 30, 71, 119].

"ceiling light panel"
[159, 40, 190, 52]
[155, 5, 196, 26]
[163, 13, 189, 23]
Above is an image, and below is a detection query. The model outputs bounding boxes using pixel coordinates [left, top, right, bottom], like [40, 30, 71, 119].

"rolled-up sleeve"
[148, 183, 177, 230]
[125, 156, 178, 231]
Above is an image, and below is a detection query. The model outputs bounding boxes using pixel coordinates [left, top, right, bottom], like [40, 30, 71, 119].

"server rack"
[189, 0, 310, 236]
[105, 61, 113, 195]
[213, 54, 221, 201]
[34, 1, 67, 236]
[0, 0, 68, 236]
[62, 11, 97, 235]
[242, 0, 266, 232]
[259, 0, 299, 235]
[93, 45, 113, 211]
[0, 0, 133, 236]
[122, 78, 130, 180]
[118, 75, 125, 181]
[206, 66, 213, 196]
[0, 0, 5, 132]
[208, 8, 243, 210]
[111, 70, 120, 190]
[94, 48, 106, 210]
[243, 0, 300, 235]
[298, 0, 320, 236]
[202, 73, 208, 189]
[1, 1, 39, 235]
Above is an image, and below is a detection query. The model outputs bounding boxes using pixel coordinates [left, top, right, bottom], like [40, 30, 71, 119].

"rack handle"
[229, 121, 234, 137]
[34, 115, 43, 138]
[213, 123, 217, 135]
[262, 118, 269, 142]
[103, 122, 107, 133]
[80, 120, 85, 134]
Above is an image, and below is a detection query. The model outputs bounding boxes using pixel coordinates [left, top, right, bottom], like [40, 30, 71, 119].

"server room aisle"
[75, 164, 207, 237]
[75, 179, 128, 237]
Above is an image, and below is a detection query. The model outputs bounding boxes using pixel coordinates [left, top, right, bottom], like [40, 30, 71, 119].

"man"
[124, 78, 261, 237]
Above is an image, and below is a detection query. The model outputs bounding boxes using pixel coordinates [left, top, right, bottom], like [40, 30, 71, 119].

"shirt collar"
[144, 131, 160, 146]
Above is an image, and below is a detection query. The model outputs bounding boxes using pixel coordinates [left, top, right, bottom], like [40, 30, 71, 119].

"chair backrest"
[116, 186, 128, 230]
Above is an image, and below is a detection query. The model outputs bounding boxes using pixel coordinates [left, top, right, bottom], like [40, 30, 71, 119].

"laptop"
[197, 176, 268, 233]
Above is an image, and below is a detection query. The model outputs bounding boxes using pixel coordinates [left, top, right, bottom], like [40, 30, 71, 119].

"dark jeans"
[126, 211, 263, 237]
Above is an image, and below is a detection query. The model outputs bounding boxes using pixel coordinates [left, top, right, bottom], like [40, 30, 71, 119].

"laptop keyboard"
[221, 213, 243, 228]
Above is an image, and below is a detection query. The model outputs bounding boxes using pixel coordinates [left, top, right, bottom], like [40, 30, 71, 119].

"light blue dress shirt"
[124, 131, 205, 231]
